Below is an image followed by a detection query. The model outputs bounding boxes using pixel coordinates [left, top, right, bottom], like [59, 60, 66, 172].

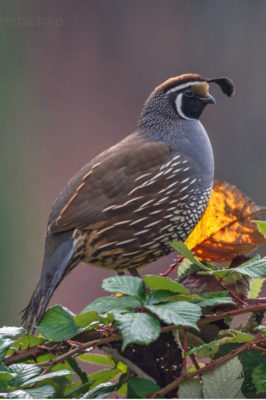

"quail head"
[22, 73, 235, 330]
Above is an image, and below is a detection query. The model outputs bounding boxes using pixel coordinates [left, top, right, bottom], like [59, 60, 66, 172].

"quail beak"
[199, 93, 216, 104]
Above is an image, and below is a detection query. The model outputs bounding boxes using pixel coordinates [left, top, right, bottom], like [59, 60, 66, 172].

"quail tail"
[21, 234, 75, 332]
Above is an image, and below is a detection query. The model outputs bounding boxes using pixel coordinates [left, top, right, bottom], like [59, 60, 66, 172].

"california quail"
[22, 73, 235, 330]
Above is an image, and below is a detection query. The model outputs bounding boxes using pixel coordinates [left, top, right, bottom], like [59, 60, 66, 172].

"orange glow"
[185, 180, 266, 263]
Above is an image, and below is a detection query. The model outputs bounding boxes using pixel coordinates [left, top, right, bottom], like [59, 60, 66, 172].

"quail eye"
[184, 88, 194, 97]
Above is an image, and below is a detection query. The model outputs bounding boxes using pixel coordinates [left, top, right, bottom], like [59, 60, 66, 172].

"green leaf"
[230, 255, 266, 278]
[197, 297, 235, 308]
[170, 241, 212, 271]
[218, 346, 266, 394]
[8, 334, 44, 355]
[82, 382, 119, 399]
[74, 311, 99, 328]
[147, 301, 201, 330]
[223, 271, 242, 285]
[127, 377, 160, 398]
[219, 329, 254, 343]
[255, 220, 266, 237]
[178, 378, 203, 398]
[102, 276, 145, 300]
[188, 330, 254, 358]
[65, 382, 91, 398]
[143, 275, 189, 294]
[0, 327, 23, 339]
[115, 312, 160, 350]
[249, 278, 264, 298]
[37, 305, 81, 341]
[82, 296, 142, 315]
[200, 291, 229, 298]
[22, 369, 72, 386]
[203, 255, 266, 280]
[202, 357, 243, 398]
[256, 325, 266, 335]
[88, 368, 120, 388]
[252, 363, 266, 394]
[0, 338, 13, 361]
[144, 290, 178, 305]
[178, 258, 200, 280]
[188, 341, 221, 358]
[7, 385, 55, 399]
[78, 353, 115, 367]
[8, 364, 41, 387]
[0, 371, 16, 381]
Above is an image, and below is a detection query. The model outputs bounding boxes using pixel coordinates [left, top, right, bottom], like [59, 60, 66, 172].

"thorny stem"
[4, 301, 266, 368]
[37, 333, 122, 369]
[150, 337, 266, 399]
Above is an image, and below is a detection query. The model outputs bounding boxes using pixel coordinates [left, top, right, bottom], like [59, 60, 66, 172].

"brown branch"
[4, 301, 266, 368]
[37, 333, 122, 369]
[198, 303, 266, 326]
[151, 337, 266, 398]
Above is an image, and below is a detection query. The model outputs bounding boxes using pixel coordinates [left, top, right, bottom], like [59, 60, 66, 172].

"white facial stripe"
[166, 80, 205, 94]
[175, 93, 192, 120]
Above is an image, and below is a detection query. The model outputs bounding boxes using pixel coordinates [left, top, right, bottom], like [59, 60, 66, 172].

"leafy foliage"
[1, 209, 266, 398]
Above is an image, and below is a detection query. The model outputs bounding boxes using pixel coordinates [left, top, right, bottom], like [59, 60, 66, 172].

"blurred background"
[1, 0, 265, 325]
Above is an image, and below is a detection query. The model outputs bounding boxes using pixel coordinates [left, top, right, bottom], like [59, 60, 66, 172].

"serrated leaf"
[115, 312, 160, 350]
[170, 241, 212, 271]
[178, 258, 200, 281]
[249, 278, 264, 298]
[37, 305, 81, 341]
[188, 330, 254, 358]
[178, 378, 203, 398]
[82, 296, 142, 315]
[65, 382, 91, 398]
[218, 346, 266, 394]
[8, 335, 44, 354]
[188, 341, 221, 358]
[78, 353, 114, 367]
[144, 290, 177, 305]
[147, 301, 201, 330]
[0, 371, 16, 381]
[252, 363, 266, 393]
[199, 255, 266, 281]
[143, 275, 189, 294]
[255, 221, 266, 237]
[7, 384, 54, 399]
[102, 276, 145, 300]
[74, 311, 99, 328]
[0, 327, 23, 339]
[0, 338, 13, 361]
[197, 297, 235, 308]
[8, 364, 41, 387]
[88, 368, 120, 388]
[82, 382, 118, 399]
[22, 369, 72, 386]
[227, 255, 266, 278]
[223, 271, 243, 285]
[127, 377, 160, 398]
[202, 357, 243, 398]
[219, 329, 254, 343]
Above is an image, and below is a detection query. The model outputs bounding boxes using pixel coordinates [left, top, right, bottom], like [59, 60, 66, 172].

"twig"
[151, 337, 266, 398]
[37, 333, 122, 369]
[198, 303, 266, 326]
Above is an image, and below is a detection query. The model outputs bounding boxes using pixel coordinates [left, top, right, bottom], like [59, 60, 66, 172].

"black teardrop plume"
[207, 77, 235, 97]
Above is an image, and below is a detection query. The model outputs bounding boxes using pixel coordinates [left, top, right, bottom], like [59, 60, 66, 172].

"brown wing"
[49, 133, 173, 233]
